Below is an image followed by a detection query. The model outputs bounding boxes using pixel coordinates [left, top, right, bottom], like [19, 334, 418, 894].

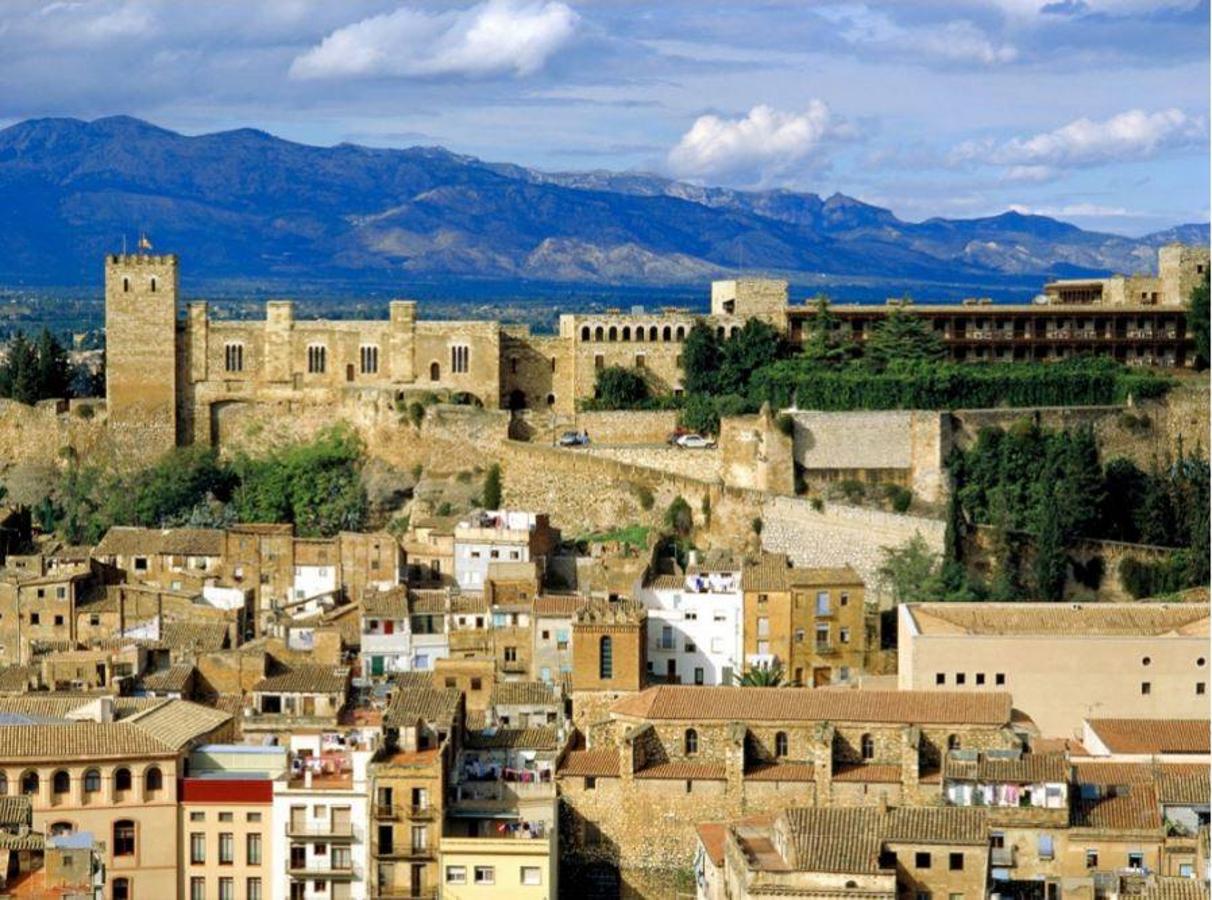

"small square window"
[1086, 850, 1099, 869]
[956, 673, 966, 685]
[935, 673, 945, 685]
[585, 776, 596, 790]
[1141, 682, 1151, 695]
[975, 673, 985, 685]
[190, 811, 205, 822]
[949, 852, 963, 871]
[521, 866, 542, 885]
[474, 866, 495, 885]
[995, 673, 1005, 685]
[1197, 683, 1206, 695]
[445, 866, 467, 884]
[915, 852, 931, 869]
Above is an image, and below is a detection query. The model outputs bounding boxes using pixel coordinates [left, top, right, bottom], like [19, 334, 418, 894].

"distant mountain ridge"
[0, 115, 1205, 295]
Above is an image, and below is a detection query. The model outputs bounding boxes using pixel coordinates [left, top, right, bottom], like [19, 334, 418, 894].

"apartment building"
[0, 694, 232, 900]
[637, 552, 743, 686]
[246, 664, 351, 737]
[272, 735, 375, 900]
[180, 744, 286, 900]
[0, 557, 97, 664]
[898, 603, 1210, 737]
[531, 595, 581, 686]
[452, 511, 557, 592]
[742, 554, 867, 687]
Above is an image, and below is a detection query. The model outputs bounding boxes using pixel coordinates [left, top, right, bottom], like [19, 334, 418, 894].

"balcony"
[991, 847, 1017, 867]
[373, 804, 397, 820]
[378, 845, 435, 861]
[501, 659, 527, 675]
[287, 861, 360, 879]
[814, 643, 838, 656]
[410, 804, 436, 819]
[286, 821, 357, 841]
[376, 890, 438, 900]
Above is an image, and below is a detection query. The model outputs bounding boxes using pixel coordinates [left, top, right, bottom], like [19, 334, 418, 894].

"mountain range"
[0, 115, 1206, 298]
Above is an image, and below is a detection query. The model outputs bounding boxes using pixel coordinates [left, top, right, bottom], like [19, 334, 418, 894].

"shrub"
[810, 497, 824, 512]
[408, 401, 425, 428]
[436, 501, 454, 516]
[482, 464, 502, 510]
[411, 463, 423, 481]
[751, 517, 763, 535]
[74, 404, 95, 420]
[594, 366, 649, 409]
[665, 495, 693, 538]
[883, 483, 913, 513]
[633, 484, 654, 511]
[839, 479, 866, 503]
[775, 412, 795, 437]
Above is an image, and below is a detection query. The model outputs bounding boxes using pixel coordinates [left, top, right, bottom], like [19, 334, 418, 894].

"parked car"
[558, 430, 590, 447]
[676, 433, 715, 449]
[665, 427, 691, 445]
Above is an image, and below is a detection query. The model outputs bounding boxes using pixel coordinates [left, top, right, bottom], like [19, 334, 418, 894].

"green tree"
[1031, 493, 1068, 600]
[594, 366, 649, 408]
[800, 295, 851, 368]
[876, 533, 945, 605]
[717, 319, 782, 397]
[1189, 270, 1210, 370]
[680, 393, 720, 436]
[862, 307, 946, 372]
[664, 495, 693, 539]
[33, 329, 70, 400]
[482, 463, 502, 510]
[681, 321, 721, 395]
[731, 665, 787, 687]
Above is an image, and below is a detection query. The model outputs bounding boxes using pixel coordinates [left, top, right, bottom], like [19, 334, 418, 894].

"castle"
[103, 243, 1207, 454]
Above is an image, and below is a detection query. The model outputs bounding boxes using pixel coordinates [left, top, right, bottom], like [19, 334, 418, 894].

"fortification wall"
[511, 409, 679, 446]
[760, 495, 947, 605]
[0, 400, 113, 469]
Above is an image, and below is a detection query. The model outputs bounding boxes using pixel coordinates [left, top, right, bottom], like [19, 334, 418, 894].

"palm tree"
[731, 665, 787, 687]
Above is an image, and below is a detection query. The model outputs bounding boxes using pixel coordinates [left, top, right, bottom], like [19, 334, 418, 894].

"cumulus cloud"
[667, 102, 854, 185]
[820, 5, 1017, 66]
[952, 108, 1207, 171]
[290, 0, 579, 80]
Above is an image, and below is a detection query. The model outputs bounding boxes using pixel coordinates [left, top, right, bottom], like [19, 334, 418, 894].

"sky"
[0, 0, 1208, 235]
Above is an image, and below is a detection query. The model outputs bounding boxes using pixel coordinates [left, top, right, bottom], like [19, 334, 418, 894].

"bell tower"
[104, 252, 180, 455]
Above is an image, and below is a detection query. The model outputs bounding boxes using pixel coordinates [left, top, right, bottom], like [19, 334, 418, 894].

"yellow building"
[439, 830, 557, 899]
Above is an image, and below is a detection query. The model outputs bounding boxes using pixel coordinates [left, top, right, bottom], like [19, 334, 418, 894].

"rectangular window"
[1127, 852, 1144, 869]
[474, 866, 495, 885]
[975, 672, 985, 685]
[224, 343, 244, 373]
[190, 877, 206, 900]
[521, 865, 542, 885]
[247, 832, 262, 865]
[218, 877, 234, 900]
[190, 832, 206, 864]
[635, 353, 646, 368]
[307, 344, 327, 374]
[1086, 850, 1098, 869]
[219, 832, 234, 865]
[218, 812, 233, 823]
[247, 878, 262, 900]
[839, 627, 850, 644]
[694, 667, 704, 685]
[360, 345, 379, 374]
[189, 811, 205, 822]
[451, 345, 470, 374]
[594, 354, 604, 370]
[956, 672, 966, 685]
[246, 812, 262, 823]
[949, 852, 964, 871]
[915, 852, 932, 869]
[995, 673, 1005, 685]
[1141, 682, 1151, 695]
[936, 673, 945, 685]
[447, 866, 467, 884]
[1198, 682, 1206, 695]
[757, 617, 769, 637]
[1038, 835, 1054, 859]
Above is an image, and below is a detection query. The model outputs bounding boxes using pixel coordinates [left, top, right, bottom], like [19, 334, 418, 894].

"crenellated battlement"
[105, 253, 179, 266]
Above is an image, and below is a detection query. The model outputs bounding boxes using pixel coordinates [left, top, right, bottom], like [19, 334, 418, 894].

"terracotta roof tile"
[0, 796, 31, 827]
[610, 686, 1012, 726]
[1157, 770, 1210, 805]
[1142, 877, 1211, 900]
[782, 807, 884, 873]
[492, 681, 558, 707]
[883, 807, 986, 845]
[635, 761, 726, 780]
[744, 761, 815, 782]
[833, 764, 902, 783]
[558, 749, 619, 777]
[137, 664, 196, 693]
[741, 553, 790, 593]
[1072, 783, 1163, 832]
[362, 587, 409, 618]
[252, 665, 349, 695]
[465, 727, 558, 750]
[910, 603, 1208, 637]
[385, 687, 461, 728]
[1073, 762, 1206, 785]
[534, 595, 586, 617]
[945, 752, 1068, 784]
[1088, 719, 1210, 755]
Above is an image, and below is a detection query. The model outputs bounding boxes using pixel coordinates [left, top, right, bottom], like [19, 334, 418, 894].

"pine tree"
[800, 295, 851, 368]
[34, 328, 70, 400]
[1032, 493, 1068, 600]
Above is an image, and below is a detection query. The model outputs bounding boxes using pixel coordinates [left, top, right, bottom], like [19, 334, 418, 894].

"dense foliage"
[1190, 270, 1210, 371]
[0, 329, 72, 404]
[950, 421, 1209, 599]
[593, 365, 650, 408]
[41, 426, 368, 543]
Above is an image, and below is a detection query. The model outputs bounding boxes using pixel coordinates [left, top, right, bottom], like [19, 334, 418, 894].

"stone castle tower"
[1158, 242, 1211, 307]
[104, 253, 180, 454]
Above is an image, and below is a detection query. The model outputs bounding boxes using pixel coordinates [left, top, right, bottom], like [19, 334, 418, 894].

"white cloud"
[290, 0, 579, 81]
[984, 0, 1201, 18]
[667, 102, 853, 185]
[821, 5, 1017, 66]
[1007, 202, 1136, 218]
[952, 108, 1207, 170]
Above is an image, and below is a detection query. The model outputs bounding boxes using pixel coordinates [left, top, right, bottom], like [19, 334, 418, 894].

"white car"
[676, 433, 715, 449]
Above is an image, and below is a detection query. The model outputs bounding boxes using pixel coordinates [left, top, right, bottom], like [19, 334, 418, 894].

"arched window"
[145, 767, 163, 792]
[622, 326, 631, 341]
[113, 821, 135, 857]
[662, 326, 672, 341]
[546, 394, 555, 408]
[113, 877, 131, 900]
[450, 345, 470, 374]
[599, 636, 613, 679]
[52, 770, 70, 795]
[594, 326, 604, 341]
[580, 326, 590, 341]
[114, 768, 132, 792]
[717, 326, 726, 339]
[676, 326, 686, 341]
[49, 821, 73, 836]
[685, 728, 699, 755]
[429, 361, 440, 382]
[608, 326, 617, 342]
[122, 277, 130, 293]
[649, 326, 658, 341]
[149, 277, 157, 293]
[20, 771, 38, 796]
[947, 734, 961, 751]
[83, 769, 101, 793]
[861, 733, 875, 761]
[775, 732, 788, 758]
[0, 773, 8, 795]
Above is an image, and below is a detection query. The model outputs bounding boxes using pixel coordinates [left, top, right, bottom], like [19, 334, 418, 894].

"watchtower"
[104, 252, 180, 455]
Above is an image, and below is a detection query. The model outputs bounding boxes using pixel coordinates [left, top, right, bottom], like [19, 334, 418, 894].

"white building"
[272, 734, 374, 900]
[361, 587, 452, 677]
[453, 511, 556, 592]
[636, 552, 744, 685]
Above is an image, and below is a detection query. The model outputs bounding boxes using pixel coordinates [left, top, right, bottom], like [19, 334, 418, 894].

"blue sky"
[1, 0, 1208, 234]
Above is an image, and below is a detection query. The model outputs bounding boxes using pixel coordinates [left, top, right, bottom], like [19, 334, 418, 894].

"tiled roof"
[385, 687, 461, 728]
[558, 749, 620, 777]
[0, 832, 44, 850]
[137, 664, 196, 693]
[0, 696, 159, 721]
[362, 587, 409, 618]
[744, 761, 815, 782]
[1157, 770, 1210, 806]
[534, 595, 585, 617]
[833, 764, 902, 783]
[783, 807, 884, 873]
[1141, 878, 1211, 900]
[788, 566, 864, 588]
[93, 526, 223, 558]
[0, 796, 31, 827]
[410, 590, 449, 615]
[945, 752, 1068, 784]
[1072, 762, 1207, 785]
[0, 722, 174, 759]
[0, 665, 37, 694]
[125, 700, 231, 749]
[492, 681, 557, 707]
[465, 727, 558, 751]
[883, 807, 986, 845]
[161, 621, 231, 654]
[1072, 783, 1163, 832]
[610, 686, 1012, 726]
[253, 665, 349, 695]
[450, 594, 487, 614]
[696, 822, 729, 867]
[391, 672, 434, 690]
[741, 553, 790, 593]
[1088, 719, 1210, 755]
[635, 761, 726, 780]
[910, 603, 1208, 637]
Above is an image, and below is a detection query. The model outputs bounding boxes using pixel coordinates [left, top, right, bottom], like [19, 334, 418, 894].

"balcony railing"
[286, 821, 357, 840]
[373, 804, 397, 820]
[814, 643, 837, 655]
[287, 861, 360, 879]
[410, 804, 436, 819]
[378, 845, 435, 860]
[991, 847, 1016, 867]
